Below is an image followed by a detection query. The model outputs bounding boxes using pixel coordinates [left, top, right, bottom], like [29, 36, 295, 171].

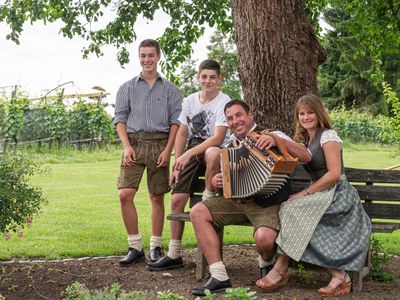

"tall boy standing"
[147, 59, 231, 270]
[114, 39, 182, 266]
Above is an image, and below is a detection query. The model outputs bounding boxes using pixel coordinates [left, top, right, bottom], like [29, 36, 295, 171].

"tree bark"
[231, 0, 326, 135]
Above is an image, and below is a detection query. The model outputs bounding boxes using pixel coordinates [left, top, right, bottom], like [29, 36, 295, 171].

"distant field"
[0, 143, 399, 259]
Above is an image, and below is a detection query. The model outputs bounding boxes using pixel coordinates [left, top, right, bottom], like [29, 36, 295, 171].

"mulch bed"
[1, 245, 399, 299]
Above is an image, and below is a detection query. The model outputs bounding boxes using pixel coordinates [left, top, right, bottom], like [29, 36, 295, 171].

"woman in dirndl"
[256, 94, 371, 297]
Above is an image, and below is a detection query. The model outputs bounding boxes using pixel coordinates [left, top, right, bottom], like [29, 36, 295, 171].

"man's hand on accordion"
[211, 173, 224, 190]
[255, 134, 277, 150]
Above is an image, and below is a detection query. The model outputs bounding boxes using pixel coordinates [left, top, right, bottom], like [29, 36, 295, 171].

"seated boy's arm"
[174, 126, 227, 171]
[188, 126, 227, 157]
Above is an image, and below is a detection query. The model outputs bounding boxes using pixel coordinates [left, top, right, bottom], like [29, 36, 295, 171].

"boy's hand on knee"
[170, 170, 181, 189]
[174, 152, 191, 171]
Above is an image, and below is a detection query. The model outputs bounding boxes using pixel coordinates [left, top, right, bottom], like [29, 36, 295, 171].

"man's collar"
[136, 72, 162, 83]
[230, 123, 258, 144]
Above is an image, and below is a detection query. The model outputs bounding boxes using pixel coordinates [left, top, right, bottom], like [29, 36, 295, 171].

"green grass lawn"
[0, 143, 399, 259]
[0, 149, 199, 259]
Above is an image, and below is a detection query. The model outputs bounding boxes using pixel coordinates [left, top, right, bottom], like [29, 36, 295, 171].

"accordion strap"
[257, 130, 294, 160]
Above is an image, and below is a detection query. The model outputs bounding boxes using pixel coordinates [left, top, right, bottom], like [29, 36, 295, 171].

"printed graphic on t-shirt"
[187, 110, 214, 139]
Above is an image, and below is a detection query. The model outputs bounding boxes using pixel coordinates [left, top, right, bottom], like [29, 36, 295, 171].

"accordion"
[221, 131, 298, 199]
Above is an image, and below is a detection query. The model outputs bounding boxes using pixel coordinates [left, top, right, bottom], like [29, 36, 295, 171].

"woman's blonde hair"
[293, 94, 333, 143]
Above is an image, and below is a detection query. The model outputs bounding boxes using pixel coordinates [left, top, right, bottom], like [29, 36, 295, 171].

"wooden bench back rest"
[188, 167, 400, 223]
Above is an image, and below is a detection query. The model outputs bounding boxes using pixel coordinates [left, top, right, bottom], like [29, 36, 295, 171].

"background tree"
[178, 59, 199, 97]
[231, 0, 325, 131]
[207, 31, 242, 100]
[1, 1, 399, 133]
[318, 7, 400, 115]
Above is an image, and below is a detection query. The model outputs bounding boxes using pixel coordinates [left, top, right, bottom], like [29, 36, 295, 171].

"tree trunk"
[231, 0, 326, 135]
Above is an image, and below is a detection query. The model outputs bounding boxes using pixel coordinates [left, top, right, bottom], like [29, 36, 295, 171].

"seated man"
[190, 100, 312, 296]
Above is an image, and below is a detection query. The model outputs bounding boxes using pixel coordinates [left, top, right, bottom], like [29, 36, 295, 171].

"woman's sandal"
[256, 267, 290, 292]
[318, 272, 352, 297]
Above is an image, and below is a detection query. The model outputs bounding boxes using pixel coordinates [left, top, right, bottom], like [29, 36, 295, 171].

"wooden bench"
[167, 166, 400, 291]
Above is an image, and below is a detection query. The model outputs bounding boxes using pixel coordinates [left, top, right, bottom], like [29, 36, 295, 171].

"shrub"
[330, 105, 397, 144]
[70, 99, 114, 144]
[1, 95, 29, 146]
[383, 81, 400, 154]
[0, 151, 47, 235]
[369, 236, 394, 283]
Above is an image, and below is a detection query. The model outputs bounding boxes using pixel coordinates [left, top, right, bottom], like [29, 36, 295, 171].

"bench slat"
[167, 213, 400, 232]
[364, 203, 400, 220]
[289, 183, 400, 202]
[189, 195, 202, 208]
[371, 222, 400, 233]
[355, 185, 400, 201]
[345, 168, 400, 184]
[291, 167, 400, 184]
[167, 212, 190, 222]
[189, 177, 205, 193]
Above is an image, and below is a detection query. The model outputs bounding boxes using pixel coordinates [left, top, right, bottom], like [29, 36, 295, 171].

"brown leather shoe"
[256, 268, 290, 292]
[319, 273, 351, 297]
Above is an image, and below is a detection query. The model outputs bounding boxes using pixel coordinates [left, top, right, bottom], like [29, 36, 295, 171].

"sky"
[0, 10, 212, 106]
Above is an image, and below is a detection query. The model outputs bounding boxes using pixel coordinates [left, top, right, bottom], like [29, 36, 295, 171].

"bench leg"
[196, 246, 206, 281]
[351, 271, 362, 293]
[195, 225, 224, 281]
[217, 225, 224, 259]
[351, 248, 371, 293]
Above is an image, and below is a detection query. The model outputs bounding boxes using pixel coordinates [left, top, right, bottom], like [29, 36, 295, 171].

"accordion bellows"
[221, 131, 298, 199]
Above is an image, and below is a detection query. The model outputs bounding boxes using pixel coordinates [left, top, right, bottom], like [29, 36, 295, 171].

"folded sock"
[202, 189, 217, 201]
[167, 239, 182, 259]
[127, 234, 142, 252]
[209, 261, 229, 281]
[150, 235, 162, 251]
[258, 255, 276, 268]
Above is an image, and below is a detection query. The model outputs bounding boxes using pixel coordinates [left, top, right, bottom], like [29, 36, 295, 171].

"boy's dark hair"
[139, 39, 160, 55]
[224, 100, 250, 114]
[198, 59, 221, 76]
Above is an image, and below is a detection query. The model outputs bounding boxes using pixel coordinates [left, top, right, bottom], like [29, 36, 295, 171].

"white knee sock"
[167, 239, 182, 259]
[209, 261, 229, 281]
[258, 255, 276, 268]
[202, 189, 217, 201]
[150, 235, 162, 250]
[127, 234, 142, 252]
